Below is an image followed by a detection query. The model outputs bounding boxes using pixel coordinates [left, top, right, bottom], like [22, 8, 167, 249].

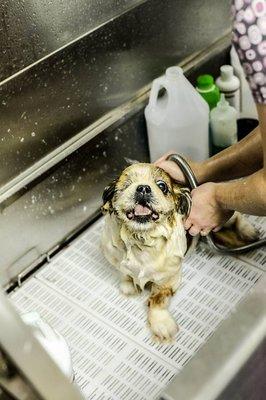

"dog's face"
[102, 163, 191, 231]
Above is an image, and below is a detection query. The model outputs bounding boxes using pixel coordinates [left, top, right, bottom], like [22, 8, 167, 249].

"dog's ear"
[173, 184, 191, 216]
[124, 157, 140, 165]
[102, 179, 117, 214]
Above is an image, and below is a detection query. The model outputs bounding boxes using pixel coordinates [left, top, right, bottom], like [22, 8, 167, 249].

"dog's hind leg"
[147, 275, 180, 342]
[226, 212, 260, 241]
[120, 275, 139, 296]
[214, 212, 260, 248]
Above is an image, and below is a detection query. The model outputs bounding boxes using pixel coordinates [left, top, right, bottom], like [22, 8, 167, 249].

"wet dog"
[101, 163, 258, 342]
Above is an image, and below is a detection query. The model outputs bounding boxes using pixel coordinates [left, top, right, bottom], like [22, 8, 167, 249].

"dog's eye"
[157, 180, 168, 194]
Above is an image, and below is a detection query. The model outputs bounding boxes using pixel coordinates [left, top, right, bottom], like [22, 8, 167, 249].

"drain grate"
[10, 216, 265, 399]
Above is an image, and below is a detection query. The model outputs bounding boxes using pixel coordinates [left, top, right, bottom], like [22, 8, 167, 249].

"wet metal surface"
[0, 0, 148, 81]
[0, 109, 149, 286]
[0, 0, 230, 190]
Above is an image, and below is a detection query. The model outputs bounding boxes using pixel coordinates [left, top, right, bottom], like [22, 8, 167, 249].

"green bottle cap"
[197, 74, 214, 90]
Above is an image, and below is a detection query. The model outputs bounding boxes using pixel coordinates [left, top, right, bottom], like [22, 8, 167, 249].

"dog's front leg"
[148, 279, 179, 342]
[120, 274, 139, 296]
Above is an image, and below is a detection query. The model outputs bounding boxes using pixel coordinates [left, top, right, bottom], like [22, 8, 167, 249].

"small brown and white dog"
[101, 163, 258, 342]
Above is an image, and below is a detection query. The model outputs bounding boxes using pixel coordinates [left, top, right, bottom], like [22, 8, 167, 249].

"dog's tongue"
[134, 204, 152, 216]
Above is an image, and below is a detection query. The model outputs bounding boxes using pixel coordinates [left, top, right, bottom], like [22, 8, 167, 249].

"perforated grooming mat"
[10, 216, 266, 400]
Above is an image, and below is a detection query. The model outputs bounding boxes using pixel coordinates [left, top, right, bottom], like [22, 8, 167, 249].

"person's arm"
[184, 104, 266, 236]
[200, 125, 263, 183]
[155, 125, 263, 184]
[157, 1, 266, 236]
[215, 105, 266, 215]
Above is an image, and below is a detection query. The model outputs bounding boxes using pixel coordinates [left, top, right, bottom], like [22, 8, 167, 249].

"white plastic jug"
[145, 66, 209, 162]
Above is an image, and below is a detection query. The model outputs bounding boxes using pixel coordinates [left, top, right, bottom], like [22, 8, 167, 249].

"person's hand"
[154, 151, 203, 184]
[185, 182, 234, 236]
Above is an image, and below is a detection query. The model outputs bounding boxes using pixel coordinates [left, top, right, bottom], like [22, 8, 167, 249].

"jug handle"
[148, 76, 170, 109]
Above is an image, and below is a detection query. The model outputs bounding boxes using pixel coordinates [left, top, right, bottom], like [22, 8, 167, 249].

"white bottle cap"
[166, 66, 183, 78]
[217, 93, 229, 108]
[220, 65, 233, 81]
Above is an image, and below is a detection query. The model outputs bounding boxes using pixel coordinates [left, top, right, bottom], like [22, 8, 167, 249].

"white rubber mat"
[10, 216, 265, 400]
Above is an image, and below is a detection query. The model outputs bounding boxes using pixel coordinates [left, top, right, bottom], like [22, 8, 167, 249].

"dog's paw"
[149, 309, 178, 343]
[120, 280, 138, 296]
[237, 216, 260, 242]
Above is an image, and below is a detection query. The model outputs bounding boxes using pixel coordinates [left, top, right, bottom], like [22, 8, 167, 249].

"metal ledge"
[0, 33, 230, 205]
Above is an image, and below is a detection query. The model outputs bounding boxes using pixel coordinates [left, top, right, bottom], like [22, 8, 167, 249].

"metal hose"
[167, 154, 266, 254]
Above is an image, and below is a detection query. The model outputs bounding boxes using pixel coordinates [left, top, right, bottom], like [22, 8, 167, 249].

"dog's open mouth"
[126, 204, 159, 222]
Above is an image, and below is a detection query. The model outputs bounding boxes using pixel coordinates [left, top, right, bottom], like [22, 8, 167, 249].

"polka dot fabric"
[232, 0, 266, 103]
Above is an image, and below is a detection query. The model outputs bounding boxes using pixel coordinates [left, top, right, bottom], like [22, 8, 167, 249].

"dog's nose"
[136, 185, 151, 195]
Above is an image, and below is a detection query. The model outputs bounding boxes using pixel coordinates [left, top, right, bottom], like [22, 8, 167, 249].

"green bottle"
[196, 74, 220, 110]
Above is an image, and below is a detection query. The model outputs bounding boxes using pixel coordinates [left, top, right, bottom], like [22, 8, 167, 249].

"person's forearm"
[197, 126, 263, 184]
[257, 104, 266, 166]
[215, 169, 266, 216]
[182, 104, 266, 236]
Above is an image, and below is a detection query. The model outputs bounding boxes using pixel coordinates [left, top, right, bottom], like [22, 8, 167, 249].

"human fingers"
[154, 150, 177, 165]
[189, 225, 200, 236]
[212, 226, 222, 232]
[155, 160, 186, 183]
[184, 218, 192, 230]
[200, 229, 211, 236]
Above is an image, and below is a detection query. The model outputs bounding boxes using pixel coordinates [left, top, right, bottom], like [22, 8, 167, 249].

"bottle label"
[220, 89, 238, 96]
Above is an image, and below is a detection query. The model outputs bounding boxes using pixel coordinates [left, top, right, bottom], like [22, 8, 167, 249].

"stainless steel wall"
[0, 0, 147, 80]
[0, 0, 231, 195]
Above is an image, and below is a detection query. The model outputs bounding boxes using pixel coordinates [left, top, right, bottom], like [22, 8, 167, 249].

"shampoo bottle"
[196, 74, 220, 110]
[210, 94, 238, 148]
[216, 65, 240, 113]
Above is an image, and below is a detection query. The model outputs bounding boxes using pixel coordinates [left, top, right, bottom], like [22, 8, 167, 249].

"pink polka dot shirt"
[232, 0, 266, 104]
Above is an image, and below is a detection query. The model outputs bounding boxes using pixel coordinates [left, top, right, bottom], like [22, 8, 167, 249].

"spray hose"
[167, 154, 266, 254]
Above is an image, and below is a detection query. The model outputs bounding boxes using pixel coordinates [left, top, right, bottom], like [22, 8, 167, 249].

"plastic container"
[196, 74, 220, 110]
[210, 94, 238, 148]
[145, 66, 209, 162]
[216, 65, 240, 113]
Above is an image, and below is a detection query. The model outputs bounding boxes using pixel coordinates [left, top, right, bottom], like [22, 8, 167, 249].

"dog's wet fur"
[101, 163, 259, 342]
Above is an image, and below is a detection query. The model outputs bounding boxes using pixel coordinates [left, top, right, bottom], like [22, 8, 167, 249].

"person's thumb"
[154, 151, 176, 165]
